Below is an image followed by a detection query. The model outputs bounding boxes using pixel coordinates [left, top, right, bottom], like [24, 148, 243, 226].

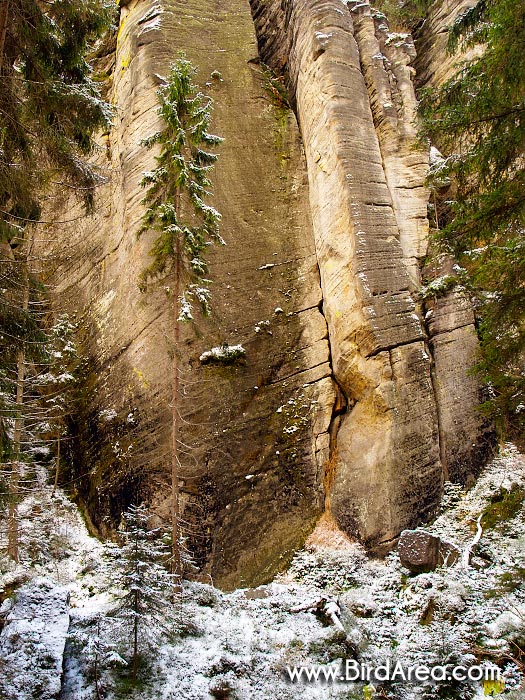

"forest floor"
[1, 444, 524, 700]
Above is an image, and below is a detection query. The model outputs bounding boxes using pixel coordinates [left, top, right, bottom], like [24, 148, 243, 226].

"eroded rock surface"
[423, 255, 495, 484]
[39, 0, 333, 589]
[414, 0, 479, 88]
[37, 0, 494, 584]
[250, 0, 444, 548]
[414, 2, 496, 483]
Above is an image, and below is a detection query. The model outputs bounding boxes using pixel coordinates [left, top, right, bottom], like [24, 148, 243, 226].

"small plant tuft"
[480, 484, 525, 529]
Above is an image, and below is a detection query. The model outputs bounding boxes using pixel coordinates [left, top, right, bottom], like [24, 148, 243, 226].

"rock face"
[250, 0, 465, 549]
[0, 578, 70, 700]
[40, 0, 332, 590]
[423, 255, 494, 484]
[38, 0, 493, 586]
[414, 0, 480, 88]
[414, 0, 496, 484]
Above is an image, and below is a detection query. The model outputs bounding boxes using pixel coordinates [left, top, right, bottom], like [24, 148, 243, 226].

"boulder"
[398, 530, 440, 573]
[399, 530, 461, 573]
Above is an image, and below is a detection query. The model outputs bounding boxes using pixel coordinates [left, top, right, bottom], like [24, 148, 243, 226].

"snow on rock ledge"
[0, 577, 70, 700]
[199, 344, 246, 365]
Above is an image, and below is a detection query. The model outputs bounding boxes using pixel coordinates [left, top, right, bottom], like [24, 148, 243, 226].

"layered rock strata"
[39, 0, 334, 589]
[250, 0, 438, 548]
[414, 0, 480, 88]
[38, 0, 494, 584]
[414, 0, 495, 482]
[249, 0, 493, 547]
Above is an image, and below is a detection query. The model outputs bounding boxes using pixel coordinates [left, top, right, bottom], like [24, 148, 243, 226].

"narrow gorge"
[36, 0, 494, 589]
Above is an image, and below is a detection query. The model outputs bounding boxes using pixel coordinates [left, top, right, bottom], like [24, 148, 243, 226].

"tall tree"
[1, 247, 78, 561]
[139, 56, 223, 580]
[418, 0, 525, 440]
[0, 235, 49, 561]
[6, 244, 29, 561]
[0, 0, 114, 557]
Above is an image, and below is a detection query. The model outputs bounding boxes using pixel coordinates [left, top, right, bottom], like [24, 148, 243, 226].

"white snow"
[199, 344, 246, 364]
[177, 293, 193, 321]
[0, 446, 524, 699]
[0, 578, 70, 700]
[99, 408, 117, 422]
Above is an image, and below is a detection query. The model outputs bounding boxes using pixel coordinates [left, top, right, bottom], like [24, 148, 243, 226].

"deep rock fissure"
[425, 334, 449, 483]
[314, 257, 349, 514]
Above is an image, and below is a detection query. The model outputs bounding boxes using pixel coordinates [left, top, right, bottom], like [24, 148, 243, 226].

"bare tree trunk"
[94, 651, 101, 700]
[433, 191, 440, 230]
[94, 618, 101, 700]
[7, 258, 29, 562]
[462, 514, 483, 569]
[132, 589, 138, 685]
[171, 188, 182, 589]
[52, 431, 60, 497]
[0, 0, 10, 66]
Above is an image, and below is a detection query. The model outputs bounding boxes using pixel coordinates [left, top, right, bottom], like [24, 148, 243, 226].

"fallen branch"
[462, 513, 483, 569]
[471, 645, 524, 672]
[290, 597, 346, 634]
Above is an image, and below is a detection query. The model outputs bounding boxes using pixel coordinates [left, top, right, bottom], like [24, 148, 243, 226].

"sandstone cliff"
[37, 0, 493, 588]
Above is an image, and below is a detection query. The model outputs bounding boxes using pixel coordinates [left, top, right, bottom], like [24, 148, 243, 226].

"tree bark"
[433, 191, 440, 230]
[52, 431, 60, 497]
[7, 253, 29, 562]
[0, 0, 10, 67]
[132, 588, 138, 685]
[171, 187, 182, 589]
[94, 651, 100, 700]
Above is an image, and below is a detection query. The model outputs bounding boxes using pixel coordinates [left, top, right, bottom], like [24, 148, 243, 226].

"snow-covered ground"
[1, 445, 524, 699]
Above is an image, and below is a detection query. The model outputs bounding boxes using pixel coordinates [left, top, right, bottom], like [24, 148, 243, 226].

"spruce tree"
[0, 0, 114, 236]
[0, 238, 49, 561]
[418, 0, 525, 440]
[107, 504, 175, 686]
[0, 0, 114, 557]
[139, 56, 223, 580]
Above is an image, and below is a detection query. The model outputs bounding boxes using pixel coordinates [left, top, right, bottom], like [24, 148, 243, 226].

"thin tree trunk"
[0, 0, 10, 67]
[52, 431, 60, 497]
[132, 589, 138, 685]
[94, 651, 100, 700]
[7, 258, 29, 562]
[171, 188, 182, 589]
[171, 279, 181, 581]
[94, 618, 101, 700]
[433, 191, 439, 230]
